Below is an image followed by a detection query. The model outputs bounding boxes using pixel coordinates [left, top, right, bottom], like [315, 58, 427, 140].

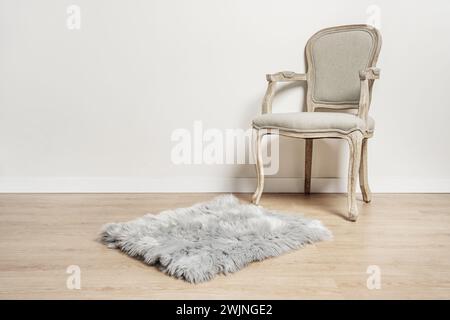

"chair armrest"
[359, 67, 380, 80]
[266, 71, 307, 82]
[262, 72, 307, 113]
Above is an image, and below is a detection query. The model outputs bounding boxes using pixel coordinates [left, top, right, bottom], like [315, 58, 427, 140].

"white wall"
[1, 0, 450, 192]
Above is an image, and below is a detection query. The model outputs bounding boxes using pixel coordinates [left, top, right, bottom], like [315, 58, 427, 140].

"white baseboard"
[0, 177, 449, 193]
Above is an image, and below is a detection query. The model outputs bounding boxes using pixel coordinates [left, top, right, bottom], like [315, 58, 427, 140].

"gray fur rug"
[100, 194, 331, 283]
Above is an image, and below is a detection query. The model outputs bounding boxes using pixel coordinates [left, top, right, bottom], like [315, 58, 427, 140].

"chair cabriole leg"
[347, 131, 364, 221]
[252, 129, 265, 205]
[359, 138, 372, 203]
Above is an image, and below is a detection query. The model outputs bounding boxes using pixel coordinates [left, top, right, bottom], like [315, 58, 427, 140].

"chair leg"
[252, 129, 265, 205]
[347, 131, 363, 221]
[304, 139, 313, 194]
[359, 138, 372, 203]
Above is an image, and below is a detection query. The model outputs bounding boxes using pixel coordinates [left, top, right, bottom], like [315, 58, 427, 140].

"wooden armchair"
[252, 25, 382, 221]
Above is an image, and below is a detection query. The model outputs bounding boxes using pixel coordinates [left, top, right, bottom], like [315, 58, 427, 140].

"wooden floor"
[0, 193, 449, 299]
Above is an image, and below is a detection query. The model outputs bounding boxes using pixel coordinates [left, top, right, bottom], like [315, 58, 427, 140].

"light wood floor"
[0, 193, 449, 299]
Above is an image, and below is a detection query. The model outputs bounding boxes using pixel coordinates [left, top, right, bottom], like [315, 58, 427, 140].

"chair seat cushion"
[252, 112, 374, 134]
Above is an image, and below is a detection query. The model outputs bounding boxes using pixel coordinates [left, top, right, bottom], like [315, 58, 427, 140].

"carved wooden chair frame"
[252, 24, 382, 221]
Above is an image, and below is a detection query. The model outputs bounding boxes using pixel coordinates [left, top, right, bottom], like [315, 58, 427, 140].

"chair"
[251, 24, 382, 221]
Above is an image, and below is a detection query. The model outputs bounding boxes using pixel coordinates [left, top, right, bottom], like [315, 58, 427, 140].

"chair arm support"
[266, 71, 307, 82]
[359, 67, 380, 80]
[262, 81, 276, 114]
[358, 68, 380, 123]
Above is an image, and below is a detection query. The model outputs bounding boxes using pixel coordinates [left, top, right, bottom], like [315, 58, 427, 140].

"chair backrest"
[305, 25, 381, 112]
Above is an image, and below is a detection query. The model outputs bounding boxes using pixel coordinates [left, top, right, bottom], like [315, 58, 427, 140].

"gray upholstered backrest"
[306, 25, 381, 110]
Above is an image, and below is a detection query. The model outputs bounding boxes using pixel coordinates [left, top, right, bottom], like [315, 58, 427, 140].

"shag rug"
[100, 194, 331, 283]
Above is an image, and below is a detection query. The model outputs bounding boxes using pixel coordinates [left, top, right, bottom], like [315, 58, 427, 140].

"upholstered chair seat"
[253, 112, 375, 134]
